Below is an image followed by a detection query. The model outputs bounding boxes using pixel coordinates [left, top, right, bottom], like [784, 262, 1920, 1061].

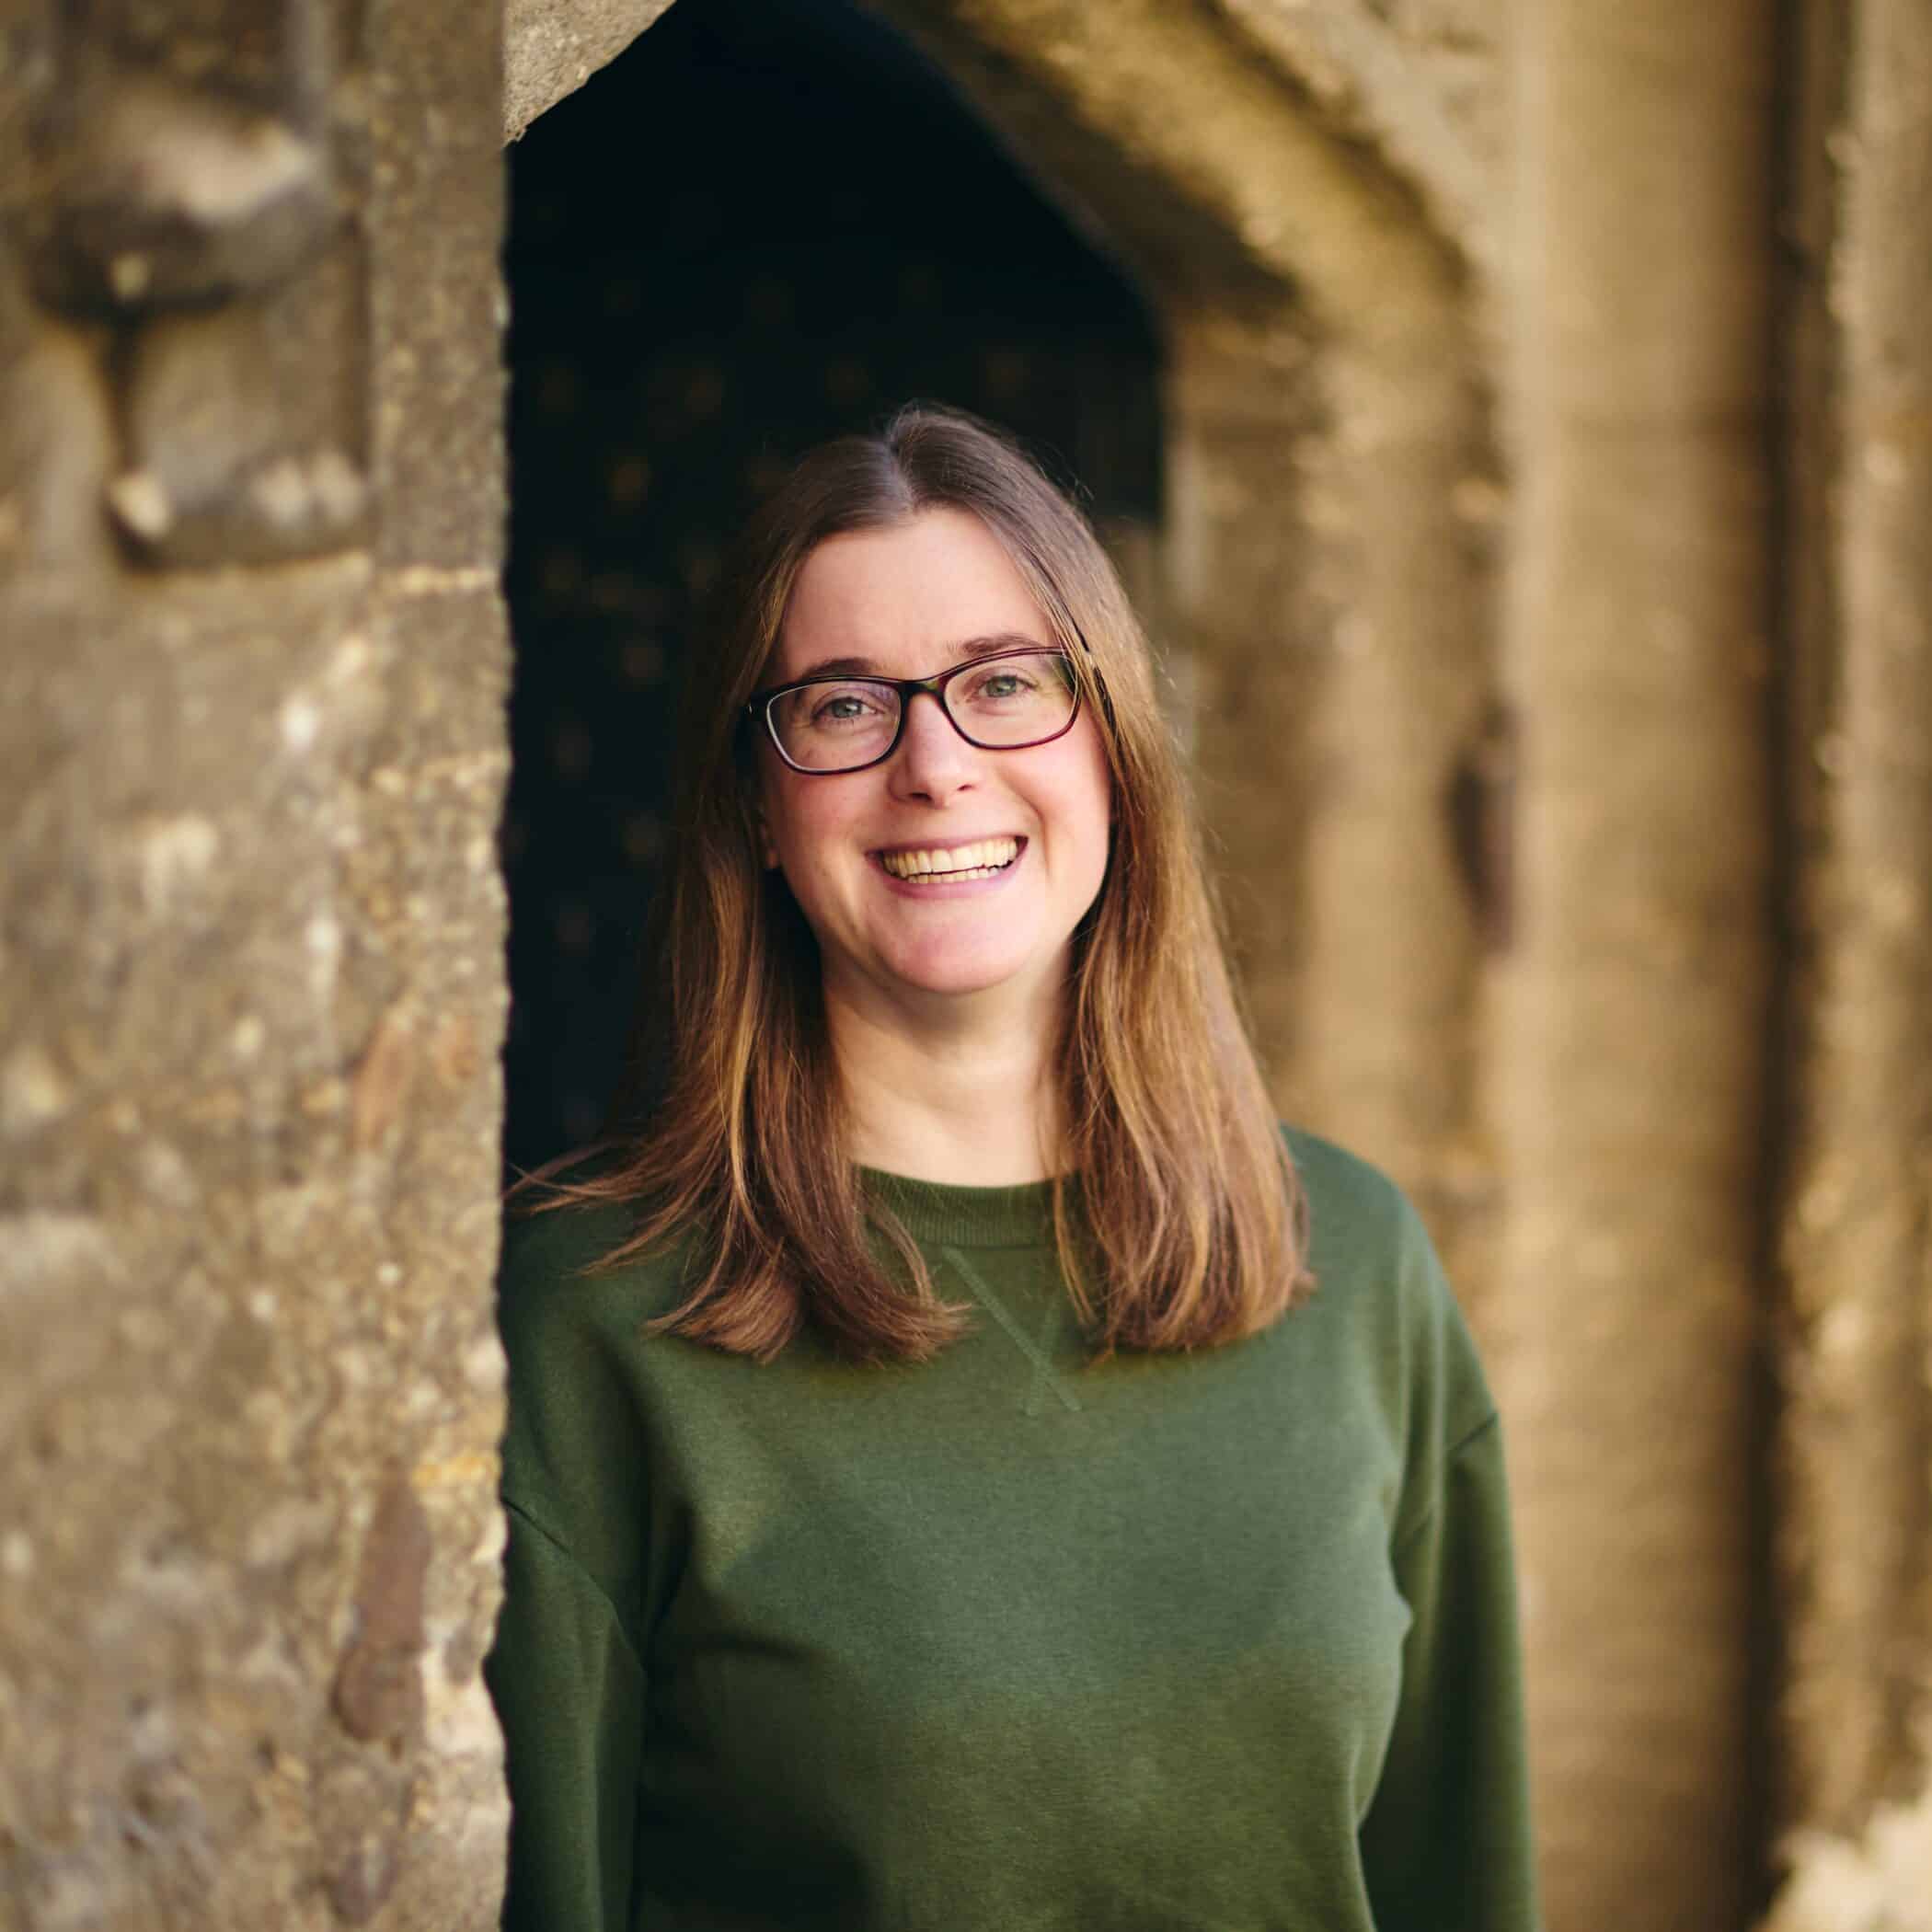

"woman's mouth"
[875, 835, 1022, 883]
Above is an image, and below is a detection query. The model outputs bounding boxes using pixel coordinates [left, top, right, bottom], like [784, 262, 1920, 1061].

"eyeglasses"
[746, 647, 1082, 776]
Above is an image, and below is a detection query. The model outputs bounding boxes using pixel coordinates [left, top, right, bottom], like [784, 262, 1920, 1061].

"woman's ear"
[753, 805, 779, 870]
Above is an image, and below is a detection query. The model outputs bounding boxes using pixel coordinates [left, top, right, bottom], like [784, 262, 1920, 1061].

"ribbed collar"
[859, 1167, 1062, 1248]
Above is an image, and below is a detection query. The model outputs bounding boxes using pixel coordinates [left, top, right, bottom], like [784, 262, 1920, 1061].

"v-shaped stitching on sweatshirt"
[941, 1246, 1082, 1416]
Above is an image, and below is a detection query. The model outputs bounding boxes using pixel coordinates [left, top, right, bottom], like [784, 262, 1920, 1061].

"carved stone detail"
[3, 0, 369, 569]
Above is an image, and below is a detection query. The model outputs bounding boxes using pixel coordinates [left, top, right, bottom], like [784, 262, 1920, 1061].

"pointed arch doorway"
[500, 0, 1164, 1173]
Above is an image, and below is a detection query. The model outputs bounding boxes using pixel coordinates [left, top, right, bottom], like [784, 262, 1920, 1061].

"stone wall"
[0, 3, 512, 1926]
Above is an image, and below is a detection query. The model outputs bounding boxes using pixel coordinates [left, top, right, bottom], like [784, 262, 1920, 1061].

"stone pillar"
[1163, 310, 1324, 1099]
[0, 3, 512, 1925]
[1495, 2, 1778, 1925]
[1167, 306, 1498, 1294]
[1764, 0, 1932, 1923]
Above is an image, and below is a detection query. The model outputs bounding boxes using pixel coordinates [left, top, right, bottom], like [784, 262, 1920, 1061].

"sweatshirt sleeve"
[484, 1201, 660, 1932]
[1358, 1412, 1540, 1932]
[487, 1503, 647, 1932]
[1351, 1185, 1539, 1932]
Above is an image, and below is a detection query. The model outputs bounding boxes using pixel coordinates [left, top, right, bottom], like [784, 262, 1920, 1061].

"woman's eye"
[969, 670, 1036, 702]
[811, 690, 887, 726]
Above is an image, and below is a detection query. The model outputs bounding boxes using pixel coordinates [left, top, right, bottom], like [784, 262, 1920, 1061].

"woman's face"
[754, 508, 1113, 1021]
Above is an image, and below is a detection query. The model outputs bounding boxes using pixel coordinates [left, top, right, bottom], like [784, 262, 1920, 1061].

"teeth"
[880, 837, 1019, 880]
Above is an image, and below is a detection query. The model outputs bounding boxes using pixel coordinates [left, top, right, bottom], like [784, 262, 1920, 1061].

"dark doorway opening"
[501, 0, 1163, 1174]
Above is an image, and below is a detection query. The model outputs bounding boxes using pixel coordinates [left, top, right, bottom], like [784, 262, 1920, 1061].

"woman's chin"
[869, 938, 1058, 1006]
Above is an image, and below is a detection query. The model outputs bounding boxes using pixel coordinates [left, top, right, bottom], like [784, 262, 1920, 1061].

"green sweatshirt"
[485, 1128, 1538, 1931]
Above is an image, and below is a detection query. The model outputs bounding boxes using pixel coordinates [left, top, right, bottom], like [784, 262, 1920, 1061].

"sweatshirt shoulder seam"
[502, 1495, 647, 1662]
[1392, 1409, 1501, 1556]
[1445, 1407, 1502, 1463]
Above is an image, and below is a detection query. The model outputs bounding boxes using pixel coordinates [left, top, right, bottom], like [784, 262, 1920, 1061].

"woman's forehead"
[771, 510, 1050, 681]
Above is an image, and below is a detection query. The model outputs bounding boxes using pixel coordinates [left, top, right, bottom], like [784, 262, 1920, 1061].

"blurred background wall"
[1, 0, 1926, 1926]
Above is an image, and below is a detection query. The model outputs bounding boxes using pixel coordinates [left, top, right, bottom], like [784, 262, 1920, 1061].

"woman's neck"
[823, 978, 1064, 1187]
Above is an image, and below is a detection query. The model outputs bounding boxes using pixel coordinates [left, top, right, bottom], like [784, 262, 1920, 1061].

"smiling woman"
[484, 405, 1539, 1932]
[527, 404, 1301, 1346]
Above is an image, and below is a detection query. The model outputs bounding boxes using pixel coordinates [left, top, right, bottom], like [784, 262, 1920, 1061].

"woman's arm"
[487, 1501, 647, 1931]
[1357, 1410, 1540, 1932]
[485, 1200, 658, 1932]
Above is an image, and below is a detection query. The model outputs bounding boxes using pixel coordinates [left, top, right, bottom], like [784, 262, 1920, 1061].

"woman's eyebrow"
[790, 632, 1048, 681]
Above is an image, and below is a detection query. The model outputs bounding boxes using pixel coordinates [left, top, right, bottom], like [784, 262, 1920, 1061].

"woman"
[485, 404, 1538, 1931]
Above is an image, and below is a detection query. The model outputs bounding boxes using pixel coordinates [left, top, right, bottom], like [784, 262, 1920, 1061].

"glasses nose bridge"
[896, 670, 972, 749]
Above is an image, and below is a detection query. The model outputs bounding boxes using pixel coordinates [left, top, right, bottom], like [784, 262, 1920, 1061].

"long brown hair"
[520, 403, 1309, 1363]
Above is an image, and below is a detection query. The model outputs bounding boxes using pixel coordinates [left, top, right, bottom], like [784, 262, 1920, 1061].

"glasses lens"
[768, 680, 901, 772]
[946, 651, 1077, 747]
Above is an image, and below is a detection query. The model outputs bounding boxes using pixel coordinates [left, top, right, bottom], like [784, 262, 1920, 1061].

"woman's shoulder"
[496, 1170, 696, 1359]
[1279, 1121, 1496, 1440]
[1279, 1122, 1430, 1272]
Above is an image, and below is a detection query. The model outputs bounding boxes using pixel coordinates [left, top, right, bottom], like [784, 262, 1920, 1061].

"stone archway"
[500, 7, 1787, 1930]
[497, 0, 1166, 1176]
[507, 0, 1503, 1255]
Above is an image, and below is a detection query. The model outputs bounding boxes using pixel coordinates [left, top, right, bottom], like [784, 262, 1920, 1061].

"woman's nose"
[889, 689, 979, 800]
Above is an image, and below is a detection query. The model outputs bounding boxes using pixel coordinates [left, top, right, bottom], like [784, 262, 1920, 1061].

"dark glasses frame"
[745, 646, 1082, 776]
